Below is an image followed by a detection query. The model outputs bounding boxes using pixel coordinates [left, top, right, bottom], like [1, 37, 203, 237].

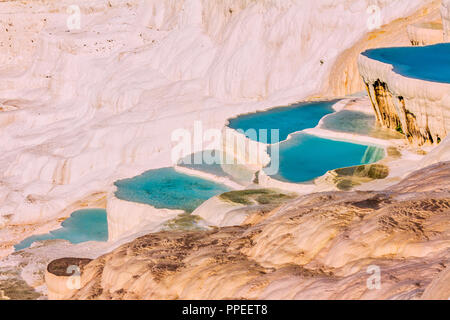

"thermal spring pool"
[177, 150, 257, 185]
[265, 133, 385, 183]
[320, 110, 404, 140]
[15, 209, 108, 251]
[362, 43, 450, 83]
[114, 167, 230, 213]
[227, 100, 338, 143]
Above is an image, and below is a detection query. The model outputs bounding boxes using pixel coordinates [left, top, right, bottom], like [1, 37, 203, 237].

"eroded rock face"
[368, 79, 434, 144]
[58, 162, 450, 300]
[359, 54, 450, 146]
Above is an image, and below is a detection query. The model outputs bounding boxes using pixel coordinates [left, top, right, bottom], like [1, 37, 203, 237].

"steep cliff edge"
[55, 162, 449, 300]
[358, 46, 450, 146]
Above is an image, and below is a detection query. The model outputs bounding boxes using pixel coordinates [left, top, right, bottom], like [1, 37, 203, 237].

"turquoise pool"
[320, 110, 403, 140]
[227, 100, 338, 143]
[178, 150, 256, 185]
[15, 209, 108, 251]
[265, 133, 385, 183]
[114, 167, 230, 213]
[362, 43, 450, 83]
[178, 150, 230, 178]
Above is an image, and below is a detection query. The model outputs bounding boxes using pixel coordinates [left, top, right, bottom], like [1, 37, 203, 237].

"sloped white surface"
[0, 0, 432, 254]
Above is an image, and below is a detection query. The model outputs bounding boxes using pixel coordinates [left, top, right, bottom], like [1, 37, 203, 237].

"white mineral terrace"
[358, 53, 450, 145]
[1, 0, 449, 301]
[0, 0, 432, 257]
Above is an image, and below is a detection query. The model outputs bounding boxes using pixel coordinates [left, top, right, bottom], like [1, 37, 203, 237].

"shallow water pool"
[177, 150, 257, 185]
[114, 167, 230, 213]
[320, 110, 403, 140]
[266, 133, 385, 183]
[227, 100, 338, 143]
[15, 209, 108, 251]
[362, 43, 450, 83]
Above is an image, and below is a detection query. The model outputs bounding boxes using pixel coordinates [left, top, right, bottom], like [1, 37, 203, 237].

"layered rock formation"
[1, 0, 434, 256]
[52, 162, 450, 300]
[321, 0, 442, 96]
[358, 50, 450, 146]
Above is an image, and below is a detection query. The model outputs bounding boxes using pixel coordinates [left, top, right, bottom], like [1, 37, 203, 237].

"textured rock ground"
[63, 162, 449, 300]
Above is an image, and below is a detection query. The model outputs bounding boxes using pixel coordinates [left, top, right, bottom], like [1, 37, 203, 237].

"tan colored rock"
[59, 162, 450, 300]
[421, 266, 450, 299]
[358, 53, 450, 146]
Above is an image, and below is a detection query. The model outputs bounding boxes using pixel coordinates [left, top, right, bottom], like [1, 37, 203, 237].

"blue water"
[15, 209, 108, 251]
[178, 150, 256, 185]
[266, 133, 385, 183]
[114, 167, 230, 213]
[227, 100, 337, 143]
[178, 150, 229, 178]
[320, 110, 403, 139]
[362, 43, 450, 83]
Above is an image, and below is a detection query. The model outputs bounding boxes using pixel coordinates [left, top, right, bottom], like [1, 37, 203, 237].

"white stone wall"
[358, 53, 450, 145]
[106, 190, 182, 242]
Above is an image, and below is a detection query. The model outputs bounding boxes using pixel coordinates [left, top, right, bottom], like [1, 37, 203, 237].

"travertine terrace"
[0, 0, 434, 257]
[0, 0, 448, 301]
[67, 162, 450, 300]
[358, 53, 450, 145]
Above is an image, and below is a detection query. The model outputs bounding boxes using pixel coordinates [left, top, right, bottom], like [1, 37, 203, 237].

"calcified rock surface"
[0, 0, 432, 257]
[106, 190, 182, 242]
[358, 54, 450, 146]
[59, 162, 450, 300]
[321, 0, 442, 97]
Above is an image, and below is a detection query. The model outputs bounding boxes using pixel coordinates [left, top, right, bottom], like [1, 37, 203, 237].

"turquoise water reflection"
[15, 209, 108, 251]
